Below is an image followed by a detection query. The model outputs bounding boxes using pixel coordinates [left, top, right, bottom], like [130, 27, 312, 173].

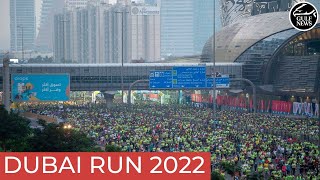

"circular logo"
[289, 2, 318, 31]
[131, 7, 139, 15]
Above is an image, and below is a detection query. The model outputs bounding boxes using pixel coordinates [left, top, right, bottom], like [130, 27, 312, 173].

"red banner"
[271, 100, 292, 113]
[0, 153, 210, 180]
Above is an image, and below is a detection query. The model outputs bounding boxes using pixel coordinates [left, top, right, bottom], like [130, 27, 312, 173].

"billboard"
[11, 74, 70, 102]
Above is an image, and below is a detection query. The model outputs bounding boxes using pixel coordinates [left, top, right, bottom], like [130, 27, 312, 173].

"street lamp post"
[17, 26, 24, 61]
[115, 10, 129, 103]
[212, 1, 216, 119]
[318, 89, 320, 146]
[60, 17, 69, 63]
[99, 2, 107, 63]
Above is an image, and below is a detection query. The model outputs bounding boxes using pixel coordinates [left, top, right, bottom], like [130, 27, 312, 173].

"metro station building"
[201, 12, 320, 101]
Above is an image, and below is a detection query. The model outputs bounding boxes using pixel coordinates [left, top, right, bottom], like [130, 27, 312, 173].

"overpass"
[0, 63, 243, 91]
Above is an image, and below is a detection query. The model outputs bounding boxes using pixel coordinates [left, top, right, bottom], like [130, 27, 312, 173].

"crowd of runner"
[24, 103, 320, 179]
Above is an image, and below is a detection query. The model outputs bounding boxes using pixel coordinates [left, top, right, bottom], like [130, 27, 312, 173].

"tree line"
[0, 105, 105, 152]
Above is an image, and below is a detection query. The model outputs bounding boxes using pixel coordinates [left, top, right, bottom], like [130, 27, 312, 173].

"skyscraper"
[194, 0, 220, 54]
[161, 0, 220, 57]
[54, 3, 119, 63]
[130, 4, 161, 62]
[87, 2, 108, 63]
[53, 2, 160, 63]
[36, 0, 64, 52]
[161, 0, 194, 57]
[40, 0, 104, 54]
[53, 13, 68, 63]
[54, 6, 92, 63]
[10, 0, 36, 53]
[104, 4, 131, 63]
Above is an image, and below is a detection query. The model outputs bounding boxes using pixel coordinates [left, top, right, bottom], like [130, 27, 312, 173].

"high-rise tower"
[10, 0, 36, 53]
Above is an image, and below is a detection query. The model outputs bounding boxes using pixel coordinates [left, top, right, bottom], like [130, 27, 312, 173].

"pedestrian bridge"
[0, 63, 242, 91]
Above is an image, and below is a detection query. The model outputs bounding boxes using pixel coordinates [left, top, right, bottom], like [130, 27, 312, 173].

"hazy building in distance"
[102, 2, 161, 63]
[54, 6, 100, 63]
[53, 1, 160, 63]
[54, 0, 111, 63]
[194, 0, 221, 55]
[53, 13, 69, 63]
[161, 0, 221, 58]
[130, 3, 161, 62]
[10, 0, 36, 53]
[161, 0, 194, 57]
[104, 5, 131, 63]
[36, 0, 64, 53]
[36, 0, 95, 53]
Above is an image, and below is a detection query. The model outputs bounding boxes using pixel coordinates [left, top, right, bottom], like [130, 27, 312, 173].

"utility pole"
[121, 12, 124, 103]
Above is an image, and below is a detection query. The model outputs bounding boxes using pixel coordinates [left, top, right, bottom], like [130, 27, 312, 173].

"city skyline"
[2, 0, 215, 53]
[0, 0, 117, 51]
[1, 0, 319, 54]
[53, 2, 161, 63]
